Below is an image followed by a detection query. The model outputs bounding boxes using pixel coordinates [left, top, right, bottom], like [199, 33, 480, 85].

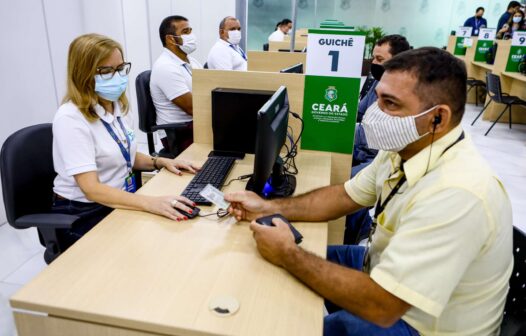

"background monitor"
[211, 88, 274, 154]
[280, 63, 303, 74]
[246, 86, 296, 198]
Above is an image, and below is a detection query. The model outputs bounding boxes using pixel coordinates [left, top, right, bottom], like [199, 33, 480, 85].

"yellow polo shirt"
[345, 124, 513, 335]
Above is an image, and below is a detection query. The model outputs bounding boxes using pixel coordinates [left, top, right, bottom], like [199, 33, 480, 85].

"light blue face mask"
[94, 73, 128, 102]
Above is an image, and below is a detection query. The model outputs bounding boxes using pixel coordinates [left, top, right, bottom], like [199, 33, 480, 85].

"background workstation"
[1, 0, 526, 335]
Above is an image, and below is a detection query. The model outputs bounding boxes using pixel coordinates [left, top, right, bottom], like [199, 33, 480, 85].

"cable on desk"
[198, 208, 229, 218]
[223, 174, 253, 187]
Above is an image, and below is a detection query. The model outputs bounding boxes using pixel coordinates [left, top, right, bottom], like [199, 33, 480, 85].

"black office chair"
[471, 73, 526, 136]
[500, 227, 526, 336]
[0, 124, 80, 264]
[263, 43, 269, 51]
[203, 62, 209, 69]
[135, 70, 192, 158]
[466, 77, 486, 106]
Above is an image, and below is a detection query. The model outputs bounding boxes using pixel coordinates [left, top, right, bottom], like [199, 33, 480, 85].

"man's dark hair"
[376, 34, 411, 56]
[476, 6, 485, 12]
[508, 1, 521, 10]
[159, 15, 188, 47]
[383, 47, 467, 125]
[276, 18, 292, 29]
[219, 16, 237, 30]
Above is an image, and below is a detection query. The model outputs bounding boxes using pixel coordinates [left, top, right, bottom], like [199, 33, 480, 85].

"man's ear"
[429, 105, 452, 133]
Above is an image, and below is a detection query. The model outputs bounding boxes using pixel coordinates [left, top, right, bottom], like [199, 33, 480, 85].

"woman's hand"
[144, 195, 196, 221]
[158, 158, 201, 175]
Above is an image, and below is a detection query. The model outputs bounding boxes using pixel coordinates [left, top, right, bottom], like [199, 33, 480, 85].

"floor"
[0, 104, 525, 335]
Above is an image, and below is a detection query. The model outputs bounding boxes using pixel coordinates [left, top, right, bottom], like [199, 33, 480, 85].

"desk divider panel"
[269, 40, 307, 52]
[247, 51, 307, 72]
[193, 69, 352, 243]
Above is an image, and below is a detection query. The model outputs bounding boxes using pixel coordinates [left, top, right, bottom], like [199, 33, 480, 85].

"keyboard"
[181, 156, 236, 205]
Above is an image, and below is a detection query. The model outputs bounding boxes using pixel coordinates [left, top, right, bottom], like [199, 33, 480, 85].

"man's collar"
[163, 47, 186, 65]
[391, 124, 464, 187]
[95, 102, 122, 123]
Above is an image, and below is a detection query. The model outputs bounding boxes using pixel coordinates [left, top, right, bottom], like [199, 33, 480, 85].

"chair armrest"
[151, 122, 191, 132]
[15, 213, 79, 229]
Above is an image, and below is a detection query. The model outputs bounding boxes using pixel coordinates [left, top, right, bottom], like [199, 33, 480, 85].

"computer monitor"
[246, 86, 296, 198]
[280, 63, 303, 74]
[211, 88, 274, 154]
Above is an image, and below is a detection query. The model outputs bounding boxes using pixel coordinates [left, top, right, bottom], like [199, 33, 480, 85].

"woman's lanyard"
[363, 131, 465, 273]
[230, 44, 247, 61]
[100, 117, 132, 174]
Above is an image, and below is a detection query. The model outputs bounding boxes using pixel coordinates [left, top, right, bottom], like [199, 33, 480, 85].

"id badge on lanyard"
[100, 117, 136, 193]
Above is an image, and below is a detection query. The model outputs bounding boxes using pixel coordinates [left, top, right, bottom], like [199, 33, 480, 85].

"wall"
[247, 0, 522, 51]
[0, 0, 236, 225]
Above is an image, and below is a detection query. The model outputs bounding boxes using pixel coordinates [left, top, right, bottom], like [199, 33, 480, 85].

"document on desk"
[200, 184, 230, 210]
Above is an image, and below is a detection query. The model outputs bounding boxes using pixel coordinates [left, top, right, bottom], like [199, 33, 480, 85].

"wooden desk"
[481, 40, 526, 124]
[11, 144, 330, 336]
[471, 61, 494, 72]
[247, 51, 306, 72]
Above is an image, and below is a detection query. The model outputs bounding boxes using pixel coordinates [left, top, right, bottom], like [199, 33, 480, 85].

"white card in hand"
[199, 184, 230, 209]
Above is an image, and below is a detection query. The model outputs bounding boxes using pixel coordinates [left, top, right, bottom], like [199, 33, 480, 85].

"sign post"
[454, 26, 473, 56]
[474, 28, 496, 62]
[505, 31, 526, 72]
[301, 29, 365, 154]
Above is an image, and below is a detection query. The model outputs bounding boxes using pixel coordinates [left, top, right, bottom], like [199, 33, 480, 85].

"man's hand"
[225, 191, 275, 221]
[249, 218, 298, 267]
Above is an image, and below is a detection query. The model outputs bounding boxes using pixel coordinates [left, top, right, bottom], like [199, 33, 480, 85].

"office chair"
[466, 77, 486, 106]
[135, 70, 192, 158]
[471, 73, 526, 136]
[263, 43, 269, 51]
[0, 124, 79, 264]
[500, 227, 526, 336]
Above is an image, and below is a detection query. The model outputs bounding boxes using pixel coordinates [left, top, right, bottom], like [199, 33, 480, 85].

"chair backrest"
[263, 43, 269, 51]
[135, 70, 156, 134]
[0, 124, 56, 228]
[505, 227, 526, 316]
[486, 73, 504, 103]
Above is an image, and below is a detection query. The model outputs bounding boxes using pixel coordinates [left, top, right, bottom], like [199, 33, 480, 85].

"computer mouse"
[178, 205, 201, 219]
[255, 214, 303, 244]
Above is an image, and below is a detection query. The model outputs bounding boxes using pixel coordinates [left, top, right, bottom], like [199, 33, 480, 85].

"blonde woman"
[52, 34, 198, 248]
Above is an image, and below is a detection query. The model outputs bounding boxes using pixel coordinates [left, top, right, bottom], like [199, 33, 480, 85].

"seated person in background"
[207, 16, 247, 71]
[226, 47, 513, 336]
[497, 1, 522, 31]
[150, 15, 202, 155]
[53, 34, 199, 249]
[345, 35, 410, 245]
[463, 7, 487, 36]
[497, 9, 526, 39]
[268, 18, 292, 42]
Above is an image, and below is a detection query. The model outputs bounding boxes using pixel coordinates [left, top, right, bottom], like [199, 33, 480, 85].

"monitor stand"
[246, 158, 296, 198]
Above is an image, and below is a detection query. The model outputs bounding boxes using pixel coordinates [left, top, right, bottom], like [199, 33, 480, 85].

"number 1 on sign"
[328, 50, 339, 72]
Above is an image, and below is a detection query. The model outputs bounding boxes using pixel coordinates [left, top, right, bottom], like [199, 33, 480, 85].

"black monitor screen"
[211, 88, 274, 154]
[280, 63, 303, 74]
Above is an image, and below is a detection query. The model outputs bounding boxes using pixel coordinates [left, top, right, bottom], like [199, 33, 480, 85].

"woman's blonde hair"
[63, 33, 129, 122]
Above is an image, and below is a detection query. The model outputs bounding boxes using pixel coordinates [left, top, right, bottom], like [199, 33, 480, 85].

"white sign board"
[512, 31, 526, 46]
[306, 32, 366, 78]
[478, 28, 496, 41]
[457, 26, 473, 37]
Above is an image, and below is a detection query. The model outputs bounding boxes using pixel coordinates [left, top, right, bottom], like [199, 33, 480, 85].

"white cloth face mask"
[362, 101, 437, 152]
[227, 30, 242, 45]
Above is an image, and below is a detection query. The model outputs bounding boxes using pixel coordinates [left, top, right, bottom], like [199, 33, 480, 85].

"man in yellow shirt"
[226, 47, 513, 335]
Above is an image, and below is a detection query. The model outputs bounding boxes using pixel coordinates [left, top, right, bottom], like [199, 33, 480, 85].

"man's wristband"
[151, 156, 160, 170]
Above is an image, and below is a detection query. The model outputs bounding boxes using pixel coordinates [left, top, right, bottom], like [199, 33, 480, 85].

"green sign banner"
[301, 29, 365, 154]
[474, 40, 493, 62]
[505, 32, 526, 72]
[454, 37, 467, 56]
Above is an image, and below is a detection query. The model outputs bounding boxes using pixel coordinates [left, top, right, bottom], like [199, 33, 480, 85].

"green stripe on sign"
[308, 29, 365, 36]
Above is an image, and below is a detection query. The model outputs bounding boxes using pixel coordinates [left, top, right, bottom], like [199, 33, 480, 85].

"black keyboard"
[181, 156, 236, 205]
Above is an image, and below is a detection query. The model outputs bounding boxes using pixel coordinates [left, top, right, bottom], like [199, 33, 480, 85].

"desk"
[11, 144, 330, 336]
[247, 51, 306, 72]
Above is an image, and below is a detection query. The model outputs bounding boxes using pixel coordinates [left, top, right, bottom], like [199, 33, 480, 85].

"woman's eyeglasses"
[96, 62, 132, 80]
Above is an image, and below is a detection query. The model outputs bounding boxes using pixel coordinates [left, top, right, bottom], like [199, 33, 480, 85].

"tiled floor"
[0, 104, 525, 335]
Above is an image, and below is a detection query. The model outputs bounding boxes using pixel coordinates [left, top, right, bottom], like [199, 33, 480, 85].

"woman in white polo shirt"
[52, 34, 198, 248]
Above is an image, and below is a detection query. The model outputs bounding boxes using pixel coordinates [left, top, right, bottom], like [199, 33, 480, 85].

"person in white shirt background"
[52, 33, 199, 251]
[268, 18, 293, 42]
[207, 16, 247, 71]
[150, 15, 202, 155]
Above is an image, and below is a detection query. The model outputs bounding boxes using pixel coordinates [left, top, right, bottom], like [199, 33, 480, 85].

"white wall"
[0, 0, 236, 225]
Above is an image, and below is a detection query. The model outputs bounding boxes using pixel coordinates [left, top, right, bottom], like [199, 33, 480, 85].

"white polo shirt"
[207, 39, 247, 71]
[53, 102, 137, 203]
[150, 48, 202, 133]
[268, 29, 285, 42]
